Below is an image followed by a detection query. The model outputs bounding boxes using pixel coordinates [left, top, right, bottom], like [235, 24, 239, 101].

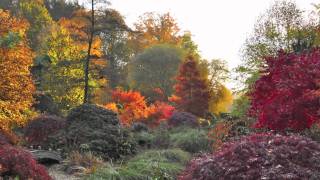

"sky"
[79, 0, 318, 88]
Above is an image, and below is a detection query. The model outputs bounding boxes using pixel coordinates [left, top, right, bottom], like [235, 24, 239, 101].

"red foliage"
[24, 115, 66, 147]
[146, 101, 175, 127]
[0, 145, 52, 180]
[249, 49, 320, 131]
[173, 56, 210, 117]
[179, 133, 320, 180]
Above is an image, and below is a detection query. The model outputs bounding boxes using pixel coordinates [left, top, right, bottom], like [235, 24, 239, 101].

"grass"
[86, 148, 191, 180]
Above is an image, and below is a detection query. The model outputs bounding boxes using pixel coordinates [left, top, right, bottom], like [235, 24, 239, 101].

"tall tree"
[129, 12, 181, 53]
[0, 9, 35, 130]
[172, 56, 210, 117]
[44, 0, 83, 21]
[37, 23, 86, 113]
[236, 1, 305, 91]
[100, 9, 132, 89]
[249, 49, 320, 131]
[127, 44, 184, 100]
[17, 0, 53, 49]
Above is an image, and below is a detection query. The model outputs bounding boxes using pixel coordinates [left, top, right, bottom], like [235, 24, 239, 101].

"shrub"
[64, 104, 136, 160]
[33, 93, 61, 115]
[249, 49, 320, 131]
[179, 133, 320, 179]
[0, 129, 19, 145]
[151, 123, 171, 148]
[67, 151, 104, 174]
[131, 122, 149, 132]
[168, 111, 198, 127]
[0, 145, 52, 180]
[145, 101, 175, 128]
[88, 149, 191, 180]
[24, 114, 66, 147]
[104, 89, 150, 126]
[170, 127, 211, 153]
[133, 131, 154, 148]
[105, 89, 175, 128]
[208, 121, 232, 151]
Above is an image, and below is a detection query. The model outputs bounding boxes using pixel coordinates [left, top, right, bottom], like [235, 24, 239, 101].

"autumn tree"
[172, 56, 210, 117]
[249, 49, 320, 131]
[17, 0, 53, 49]
[37, 23, 86, 113]
[0, 10, 35, 130]
[128, 44, 184, 100]
[129, 12, 181, 53]
[44, 0, 83, 21]
[236, 0, 320, 92]
[209, 85, 233, 114]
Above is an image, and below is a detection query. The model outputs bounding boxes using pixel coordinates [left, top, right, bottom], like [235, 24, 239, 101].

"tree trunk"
[83, 0, 95, 104]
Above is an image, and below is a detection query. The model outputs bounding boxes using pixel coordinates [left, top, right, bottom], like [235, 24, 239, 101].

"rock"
[66, 166, 86, 175]
[29, 149, 63, 164]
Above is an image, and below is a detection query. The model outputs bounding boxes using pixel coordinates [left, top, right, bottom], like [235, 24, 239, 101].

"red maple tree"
[249, 49, 320, 131]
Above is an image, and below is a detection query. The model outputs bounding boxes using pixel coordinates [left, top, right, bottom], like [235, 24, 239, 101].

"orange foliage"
[0, 10, 35, 130]
[104, 89, 175, 127]
[105, 89, 150, 126]
[146, 101, 175, 128]
[129, 12, 181, 53]
[59, 10, 102, 58]
[208, 121, 232, 151]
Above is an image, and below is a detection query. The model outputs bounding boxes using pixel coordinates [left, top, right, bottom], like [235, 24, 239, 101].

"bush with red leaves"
[24, 115, 66, 147]
[249, 49, 320, 131]
[179, 133, 320, 180]
[0, 145, 51, 179]
[168, 111, 198, 127]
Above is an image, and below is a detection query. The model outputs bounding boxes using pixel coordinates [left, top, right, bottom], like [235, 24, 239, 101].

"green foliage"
[52, 104, 136, 160]
[101, 9, 133, 90]
[0, 32, 22, 48]
[128, 44, 184, 100]
[18, 0, 53, 49]
[230, 94, 250, 118]
[44, 0, 82, 21]
[236, 0, 320, 92]
[38, 23, 86, 113]
[169, 127, 211, 153]
[87, 149, 191, 180]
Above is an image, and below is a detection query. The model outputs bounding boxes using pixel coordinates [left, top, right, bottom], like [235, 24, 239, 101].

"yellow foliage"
[104, 103, 119, 113]
[209, 86, 233, 115]
[0, 10, 35, 130]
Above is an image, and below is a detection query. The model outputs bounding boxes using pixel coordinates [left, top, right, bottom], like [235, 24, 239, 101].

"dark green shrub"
[131, 122, 149, 132]
[152, 125, 171, 148]
[56, 104, 136, 160]
[170, 127, 211, 153]
[33, 93, 61, 115]
[168, 111, 198, 127]
[133, 131, 154, 149]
